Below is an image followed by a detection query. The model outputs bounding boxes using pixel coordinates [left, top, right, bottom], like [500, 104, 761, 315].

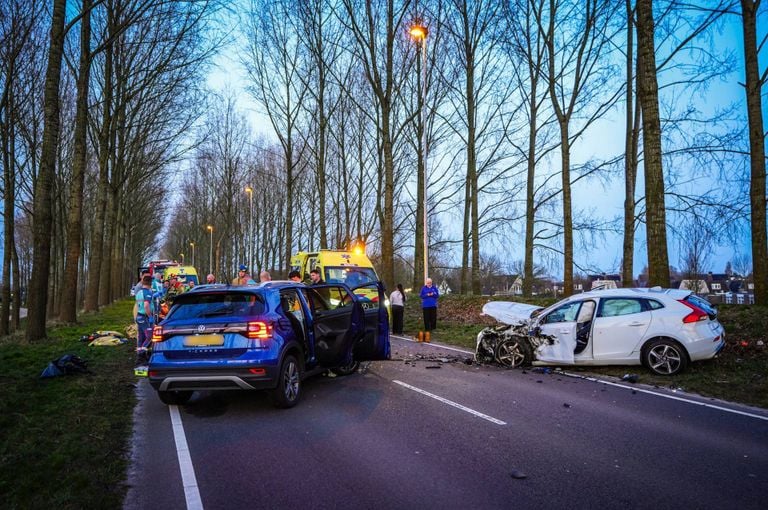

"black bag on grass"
[40, 354, 89, 378]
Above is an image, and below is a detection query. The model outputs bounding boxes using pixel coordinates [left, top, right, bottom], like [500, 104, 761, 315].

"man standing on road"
[206, 273, 216, 284]
[288, 270, 302, 283]
[419, 277, 439, 332]
[260, 270, 272, 283]
[309, 268, 324, 285]
[133, 275, 155, 363]
[232, 265, 251, 285]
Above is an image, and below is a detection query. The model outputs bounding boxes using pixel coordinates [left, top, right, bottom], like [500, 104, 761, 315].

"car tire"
[157, 390, 193, 406]
[271, 354, 301, 408]
[331, 357, 360, 376]
[495, 336, 533, 368]
[642, 338, 689, 376]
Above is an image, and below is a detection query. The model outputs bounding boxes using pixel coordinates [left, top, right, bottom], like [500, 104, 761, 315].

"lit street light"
[245, 186, 253, 272]
[410, 20, 429, 283]
[190, 242, 195, 268]
[207, 225, 214, 275]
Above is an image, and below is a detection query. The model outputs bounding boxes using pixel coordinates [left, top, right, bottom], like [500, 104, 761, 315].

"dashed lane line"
[393, 379, 507, 425]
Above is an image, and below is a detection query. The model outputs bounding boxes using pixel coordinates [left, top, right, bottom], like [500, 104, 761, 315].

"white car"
[476, 288, 725, 376]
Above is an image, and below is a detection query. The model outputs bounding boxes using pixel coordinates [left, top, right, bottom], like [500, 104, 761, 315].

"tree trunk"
[636, 0, 670, 288]
[84, 18, 114, 312]
[622, 0, 637, 287]
[26, 0, 67, 342]
[1, 58, 15, 335]
[741, 0, 767, 305]
[559, 121, 574, 297]
[60, 0, 92, 323]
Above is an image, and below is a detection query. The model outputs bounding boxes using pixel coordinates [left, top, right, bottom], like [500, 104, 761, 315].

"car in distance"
[476, 287, 724, 376]
[148, 280, 390, 407]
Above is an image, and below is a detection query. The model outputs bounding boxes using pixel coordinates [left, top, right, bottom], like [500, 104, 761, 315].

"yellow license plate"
[183, 334, 224, 346]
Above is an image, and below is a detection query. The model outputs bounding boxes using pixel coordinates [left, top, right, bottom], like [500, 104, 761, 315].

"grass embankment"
[401, 294, 768, 409]
[0, 300, 136, 509]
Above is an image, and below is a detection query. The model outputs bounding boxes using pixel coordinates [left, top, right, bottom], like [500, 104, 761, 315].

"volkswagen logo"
[197, 325, 206, 333]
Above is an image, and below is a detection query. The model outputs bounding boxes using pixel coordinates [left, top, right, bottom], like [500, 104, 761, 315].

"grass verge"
[0, 300, 136, 509]
[402, 294, 768, 409]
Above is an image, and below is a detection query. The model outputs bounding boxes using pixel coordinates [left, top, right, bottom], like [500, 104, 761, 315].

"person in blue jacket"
[419, 277, 439, 331]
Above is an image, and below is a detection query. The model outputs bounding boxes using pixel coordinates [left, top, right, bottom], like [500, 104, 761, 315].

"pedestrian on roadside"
[390, 283, 406, 335]
[309, 268, 324, 285]
[260, 270, 272, 283]
[419, 277, 439, 332]
[288, 270, 302, 283]
[133, 270, 150, 296]
[206, 273, 216, 284]
[133, 275, 155, 363]
[232, 264, 251, 285]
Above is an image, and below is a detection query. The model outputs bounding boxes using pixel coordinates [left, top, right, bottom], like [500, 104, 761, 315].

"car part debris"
[621, 374, 639, 383]
[475, 322, 555, 369]
[509, 469, 527, 479]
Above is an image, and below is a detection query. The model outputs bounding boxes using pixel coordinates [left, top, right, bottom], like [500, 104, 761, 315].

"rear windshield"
[685, 294, 717, 319]
[166, 292, 266, 321]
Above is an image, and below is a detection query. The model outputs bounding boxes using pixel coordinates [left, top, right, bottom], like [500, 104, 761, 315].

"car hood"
[481, 301, 543, 325]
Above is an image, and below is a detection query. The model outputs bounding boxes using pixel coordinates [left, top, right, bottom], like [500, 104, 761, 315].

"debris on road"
[621, 374, 639, 383]
[509, 469, 527, 479]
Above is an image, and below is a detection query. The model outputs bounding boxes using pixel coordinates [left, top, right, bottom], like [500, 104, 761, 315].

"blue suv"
[147, 281, 390, 408]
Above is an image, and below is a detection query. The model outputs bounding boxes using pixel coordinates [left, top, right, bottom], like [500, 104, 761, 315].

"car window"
[684, 294, 716, 317]
[645, 299, 664, 310]
[324, 266, 377, 286]
[301, 288, 330, 314]
[166, 292, 265, 320]
[351, 282, 381, 310]
[542, 301, 582, 323]
[598, 298, 644, 317]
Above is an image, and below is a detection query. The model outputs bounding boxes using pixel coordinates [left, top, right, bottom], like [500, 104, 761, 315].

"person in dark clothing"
[419, 277, 439, 331]
[390, 283, 406, 334]
[309, 268, 324, 285]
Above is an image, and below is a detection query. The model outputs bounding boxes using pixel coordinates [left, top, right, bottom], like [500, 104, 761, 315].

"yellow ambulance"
[290, 249, 379, 287]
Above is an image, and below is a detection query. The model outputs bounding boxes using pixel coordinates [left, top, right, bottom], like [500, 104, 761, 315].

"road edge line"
[393, 379, 506, 425]
[169, 405, 204, 510]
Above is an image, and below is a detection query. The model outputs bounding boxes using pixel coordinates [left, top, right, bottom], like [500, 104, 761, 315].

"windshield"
[324, 266, 378, 286]
[166, 292, 266, 321]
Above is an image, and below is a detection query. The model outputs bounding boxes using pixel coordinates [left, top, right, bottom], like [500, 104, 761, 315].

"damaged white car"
[475, 288, 725, 376]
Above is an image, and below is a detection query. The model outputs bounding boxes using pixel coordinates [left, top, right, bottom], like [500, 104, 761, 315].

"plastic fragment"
[621, 374, 639, 383]
[509, 469, 527, 479]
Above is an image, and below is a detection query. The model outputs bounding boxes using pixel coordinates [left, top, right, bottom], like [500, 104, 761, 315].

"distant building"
[588, 273, 621, 290]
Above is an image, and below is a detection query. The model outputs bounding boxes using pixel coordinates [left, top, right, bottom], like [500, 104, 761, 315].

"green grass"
[0, 300, 137, 509]
[402, 295, 768, 409]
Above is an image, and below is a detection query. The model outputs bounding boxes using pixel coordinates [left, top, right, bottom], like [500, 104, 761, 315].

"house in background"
[588, 273, 621, 290]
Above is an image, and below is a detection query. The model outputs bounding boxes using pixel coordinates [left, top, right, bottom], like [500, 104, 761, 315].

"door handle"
[629, 322, 646, 326]
[558, 329, 570, 334]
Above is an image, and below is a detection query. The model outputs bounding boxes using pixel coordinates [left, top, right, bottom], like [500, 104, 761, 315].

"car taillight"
[151, 325, 164, 342]
[247, 321, 272, 340]
[679, 300, 708, 323]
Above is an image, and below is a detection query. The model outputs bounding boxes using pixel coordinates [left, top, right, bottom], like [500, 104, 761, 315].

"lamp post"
[190, 242, 195, 268]
[410, 21, 429, 283]
[207, 225, 213, 275]
[245, 186, 253, 272]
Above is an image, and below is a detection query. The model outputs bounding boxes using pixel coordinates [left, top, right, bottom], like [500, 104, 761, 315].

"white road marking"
[390, 334, 474, 354]
[393, 380, 506, 425]
[169, 405, 204, 510]
[391, 334, 768, 422]
[561, 372, 768, 422]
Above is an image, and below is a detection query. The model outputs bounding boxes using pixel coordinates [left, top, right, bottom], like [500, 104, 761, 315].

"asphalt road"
[124, 336, 768, 510]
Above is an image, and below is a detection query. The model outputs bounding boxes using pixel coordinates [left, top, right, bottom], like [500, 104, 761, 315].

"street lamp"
[189, 242, 195, 268]
[207, 225, 213, 275]
[245, 186, 253, 272]
[410, 20, 429, 283]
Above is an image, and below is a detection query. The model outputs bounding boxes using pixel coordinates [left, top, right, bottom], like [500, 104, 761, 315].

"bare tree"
[739, 0, 767, 304]
[540, 0, 621, 297]
[635, 0, 669, 288]
[25, 0, 67, 341]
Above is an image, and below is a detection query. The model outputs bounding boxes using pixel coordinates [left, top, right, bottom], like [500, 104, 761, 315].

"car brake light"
[151, 325, 164, 342]
[247, 321, 272, 339]
[679, 300, 708, 323]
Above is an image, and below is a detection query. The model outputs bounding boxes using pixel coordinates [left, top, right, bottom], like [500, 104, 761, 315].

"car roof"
[574, 287, 692, 300]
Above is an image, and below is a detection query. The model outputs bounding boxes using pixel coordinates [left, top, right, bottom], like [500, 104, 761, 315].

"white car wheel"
[643, 339, 689, 376]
